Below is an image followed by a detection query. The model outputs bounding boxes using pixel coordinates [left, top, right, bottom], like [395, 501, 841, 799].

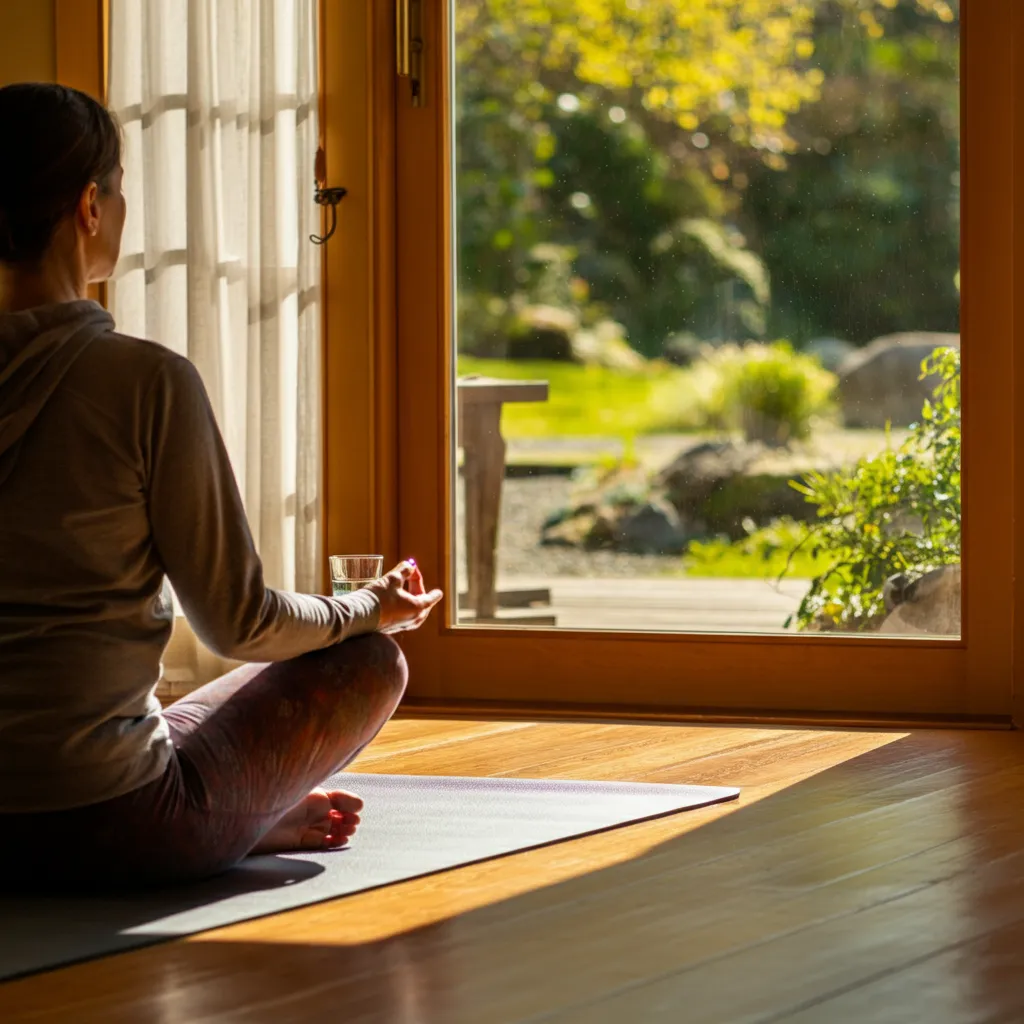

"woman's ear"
[77, 182, 101, 238]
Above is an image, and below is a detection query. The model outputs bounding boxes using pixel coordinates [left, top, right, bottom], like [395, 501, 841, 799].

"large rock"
[540, 438, 844, 555]
[505, 305, 580, 361]
[806, 336, 855, 373]
[837, 332, 960, 429]
[540, 495, 687, 555]
[880, 564, 961, 636]
[612, 499, 688, 555]
[662, 332, 703, 367]
[655, 439, 836, 539]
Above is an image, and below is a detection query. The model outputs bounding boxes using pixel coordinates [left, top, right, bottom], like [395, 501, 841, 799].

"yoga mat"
[0, 772, 738, 981]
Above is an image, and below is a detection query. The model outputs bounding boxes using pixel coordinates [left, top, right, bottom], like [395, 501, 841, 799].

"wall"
[0, 2, 56, 86]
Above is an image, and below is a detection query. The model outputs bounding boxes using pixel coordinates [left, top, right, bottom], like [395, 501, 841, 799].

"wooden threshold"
[3, 719, 1024, 1022]
[397, 697, 1014, 732]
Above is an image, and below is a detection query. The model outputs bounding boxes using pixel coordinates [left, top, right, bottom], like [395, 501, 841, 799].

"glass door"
[394, 0, 1016, 722]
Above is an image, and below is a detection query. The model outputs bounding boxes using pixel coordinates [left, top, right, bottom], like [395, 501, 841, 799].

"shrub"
[700, 341, 837, 445]
[685, 517, 835, 580]
[784, 347, 960, 631]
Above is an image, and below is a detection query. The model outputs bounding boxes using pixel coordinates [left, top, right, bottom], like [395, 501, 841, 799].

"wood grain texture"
[0, 3, 56, 86]
[394, 0, 1019, 723]
[3, 719, 1023, 1023]
[321, 0, 400, 578]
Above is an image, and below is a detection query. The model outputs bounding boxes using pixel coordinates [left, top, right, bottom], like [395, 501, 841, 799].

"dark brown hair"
[0, 83, 122, 265]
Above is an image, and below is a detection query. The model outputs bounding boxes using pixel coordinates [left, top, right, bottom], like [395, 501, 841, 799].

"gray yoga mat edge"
[0, 773, 739, 982]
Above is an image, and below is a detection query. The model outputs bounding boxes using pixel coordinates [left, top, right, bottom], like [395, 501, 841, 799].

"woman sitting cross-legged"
[0, 82, 442, 888]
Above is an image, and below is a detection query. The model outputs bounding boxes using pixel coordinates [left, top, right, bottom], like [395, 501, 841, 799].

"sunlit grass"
[457, 356, 707, 439]
[683, 518, 837, 580]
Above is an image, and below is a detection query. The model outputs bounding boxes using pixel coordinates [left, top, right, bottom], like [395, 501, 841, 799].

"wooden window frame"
[59, 1, 1023, 727]
[392, 0, 1023, 727]
[55, 1, 107, 101]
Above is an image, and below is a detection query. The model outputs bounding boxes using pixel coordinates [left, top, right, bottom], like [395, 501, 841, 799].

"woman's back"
[0, 82, 438, 885]
[0, 297, 387, 815]
[0, 301, 177, 811]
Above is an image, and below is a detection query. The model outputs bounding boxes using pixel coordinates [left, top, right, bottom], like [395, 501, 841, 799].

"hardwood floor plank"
[543, 845, 1024, 1024]
[775, 918, 1024, 1024]
[353, 718, 535, 763]
[2, 724, 1022, 1024]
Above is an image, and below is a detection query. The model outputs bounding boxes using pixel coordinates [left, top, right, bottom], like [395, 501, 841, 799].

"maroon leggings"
[0, 633, 407, 889]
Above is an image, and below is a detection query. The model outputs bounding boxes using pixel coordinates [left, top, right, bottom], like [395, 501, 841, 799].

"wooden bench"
[457, 376, 555, 625]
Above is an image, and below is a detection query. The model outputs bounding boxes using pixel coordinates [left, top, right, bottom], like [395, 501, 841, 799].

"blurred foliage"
[741, 1, 961, 343]
[785, 347, 960, 630]
[685, 517, 836, 580]
[455, 0, 960, 359]
[699, 342, 837, 444]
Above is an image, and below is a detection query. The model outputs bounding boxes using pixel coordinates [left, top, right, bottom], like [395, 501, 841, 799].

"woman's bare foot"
[251, 788, 364, 855]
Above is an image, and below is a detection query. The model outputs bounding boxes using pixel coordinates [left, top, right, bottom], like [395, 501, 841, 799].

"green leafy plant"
[784, 347, 960, 631]
[685, 517, 835, 580]
[701, 342, 837, 446]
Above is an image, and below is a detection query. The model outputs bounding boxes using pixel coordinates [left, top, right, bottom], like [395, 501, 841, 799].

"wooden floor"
[3, 718, 1024, 1022]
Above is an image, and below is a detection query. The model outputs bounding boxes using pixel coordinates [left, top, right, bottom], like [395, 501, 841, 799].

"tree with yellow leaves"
[454, 0, 959, 355]
[457, 0, 956, 162]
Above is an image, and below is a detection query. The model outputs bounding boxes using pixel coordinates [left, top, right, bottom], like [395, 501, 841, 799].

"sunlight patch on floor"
[190, 724, 907, 947]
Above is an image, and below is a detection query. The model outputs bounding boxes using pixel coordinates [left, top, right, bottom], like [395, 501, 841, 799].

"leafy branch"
[783, 347, 960, 631]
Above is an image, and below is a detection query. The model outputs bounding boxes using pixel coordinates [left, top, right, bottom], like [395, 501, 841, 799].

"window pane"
[452, 0, 961, 638]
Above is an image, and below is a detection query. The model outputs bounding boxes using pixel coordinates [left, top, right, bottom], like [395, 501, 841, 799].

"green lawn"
[458, 356, 706, 439]
[683, 519, 835, 580]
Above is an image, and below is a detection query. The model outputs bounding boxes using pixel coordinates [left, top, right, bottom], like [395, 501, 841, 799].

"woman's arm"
[144, 353, 379, 661]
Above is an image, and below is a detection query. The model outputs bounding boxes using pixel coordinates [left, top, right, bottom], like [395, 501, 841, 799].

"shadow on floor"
[3, 729, 1024, 1023]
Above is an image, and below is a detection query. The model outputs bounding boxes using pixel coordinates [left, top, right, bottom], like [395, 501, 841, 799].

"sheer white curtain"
[108, 0, 322, 692]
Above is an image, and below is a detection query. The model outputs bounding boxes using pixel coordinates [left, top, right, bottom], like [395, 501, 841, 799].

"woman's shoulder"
[67, 329, 206, 414]
[93, 329, 189, 368]
[87, 329, 199, 387]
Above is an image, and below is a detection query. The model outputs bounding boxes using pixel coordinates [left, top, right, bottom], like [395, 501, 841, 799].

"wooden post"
[462, 401, 505, 620]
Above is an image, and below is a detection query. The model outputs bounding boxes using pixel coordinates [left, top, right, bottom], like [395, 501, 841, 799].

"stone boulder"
[506, 305, 579, 361]
[540, 495, 687, 555]
[879, 564, 961, 637]
[612, 499, 688, 555]
[540, 439, 846, 555]
[662, 332, 703, 367]
[806, 337, 855, 373]
[655, 439, 837, 539]
[837, 332, 960, 429]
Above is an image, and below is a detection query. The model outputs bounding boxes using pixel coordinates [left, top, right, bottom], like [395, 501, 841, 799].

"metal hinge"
[397, 0, 424, 106]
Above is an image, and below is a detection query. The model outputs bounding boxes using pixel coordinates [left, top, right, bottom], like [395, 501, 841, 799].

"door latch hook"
[310, 185, 348, 245]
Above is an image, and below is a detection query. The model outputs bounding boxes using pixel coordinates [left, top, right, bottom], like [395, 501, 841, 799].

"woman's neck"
[0, 244, 87, 314]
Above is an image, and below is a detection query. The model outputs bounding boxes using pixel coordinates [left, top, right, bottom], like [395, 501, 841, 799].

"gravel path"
[456, 473, 682, 583]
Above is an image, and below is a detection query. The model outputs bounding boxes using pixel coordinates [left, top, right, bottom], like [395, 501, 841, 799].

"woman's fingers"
[408, 563, 426, 596]
[387, 561, 417, 586]
[378, 589, 444, 634]
[370, 563, 442, 634]
[410, 588, 443, 610]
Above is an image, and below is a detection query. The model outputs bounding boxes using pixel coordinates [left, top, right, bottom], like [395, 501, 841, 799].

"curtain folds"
[108, 0, 322, 694]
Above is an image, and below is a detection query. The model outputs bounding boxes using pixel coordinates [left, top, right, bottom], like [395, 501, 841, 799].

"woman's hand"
[366, 560, 443, 634]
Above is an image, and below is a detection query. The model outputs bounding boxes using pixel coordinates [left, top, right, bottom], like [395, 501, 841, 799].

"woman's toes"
[251, 789, 364, 855]
[325, 789, 364, 815]
[328, 813, 357, 843]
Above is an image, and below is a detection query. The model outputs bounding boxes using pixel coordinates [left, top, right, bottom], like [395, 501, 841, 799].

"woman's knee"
[353, 632, 408, 697]
[310, 632, 408, 702]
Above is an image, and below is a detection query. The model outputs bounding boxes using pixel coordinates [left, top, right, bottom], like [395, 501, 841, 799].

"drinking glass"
[329, 555, 384, 596]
